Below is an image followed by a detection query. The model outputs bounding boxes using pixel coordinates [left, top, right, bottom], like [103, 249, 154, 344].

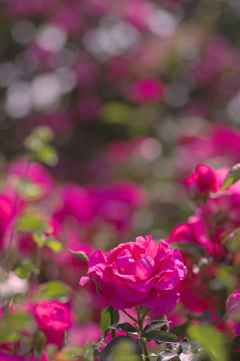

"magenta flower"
[183, 164, 218, 198]
[226, 290, 240, 335]
[126, 78, 165, 103]
[80, 235, 186, 315]
[33, 301, 71, 347]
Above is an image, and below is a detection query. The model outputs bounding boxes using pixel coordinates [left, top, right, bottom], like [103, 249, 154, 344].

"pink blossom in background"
[68, 322, 102, 347]
[53, 183, 94, 224]
[80, 235, 186, 315]
[126, 78, 165, 103]
[33, 301, 72, 347]
[0, 196, 14, 233]
[75, 95, 102, 122]
[175, 123, 240, 173]
[122, 0, 152, 31]
[88, 181, 148, 230]
[52, 8, 84, 35]
[8, 158, 54, 199]
[226, 290, 240, 335]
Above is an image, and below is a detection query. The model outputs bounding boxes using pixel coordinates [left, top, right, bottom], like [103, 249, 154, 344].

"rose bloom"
[183, 164, 218, 198]
[80, 235, 186, 315]
[33, 301, 71, 347]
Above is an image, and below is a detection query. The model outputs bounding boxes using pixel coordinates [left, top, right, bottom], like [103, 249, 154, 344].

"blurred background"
[1, 0, 240, 243]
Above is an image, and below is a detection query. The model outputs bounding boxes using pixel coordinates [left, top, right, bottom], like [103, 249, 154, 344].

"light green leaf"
[33, 145, 58, 166]
[100, 102, 132, 124]
[221, 163, 240, 190]
[39, 281, 71, 299]
[187, 323, 228, 360]
[18, 214, 47, 232]
[46, 239, 63, 253]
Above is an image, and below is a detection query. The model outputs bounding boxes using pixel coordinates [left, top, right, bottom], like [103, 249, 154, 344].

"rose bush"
[80, 235, 186, 315]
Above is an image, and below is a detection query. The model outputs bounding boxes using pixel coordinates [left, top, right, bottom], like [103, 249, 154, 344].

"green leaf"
[14, 257, 38, 279]
[99, 336, 133, 361]
[187, 323, 228, 361]
[220, 163, 240, 190]
[15, 178, 42, 201]
[32, 126, 55, 142]
[143, 320, 171, 333]
[17, 214, 47, 232]
[109, 322, 137, 334]
[229, 351, 240, 361]
[32, 232, 45, 247]
[14, 266, 31, 279]
[0, 327, 19, 342]
[39, 281, 71, 299]
[46, 239, 63, 253]
[100, 102, 132, 124]
[141, 331, 180, 344]
[171, 322, 191, 338]
[69, 249, 89, 262]
[100, 307, 112, 338]
[111, 307, 120, 326]
[33, 145, 58, 166]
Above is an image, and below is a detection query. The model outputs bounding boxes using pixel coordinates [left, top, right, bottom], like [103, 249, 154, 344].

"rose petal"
[140, 289, 180, 315]
[113, 275, 149, 303]
[100, 280, 133, 309]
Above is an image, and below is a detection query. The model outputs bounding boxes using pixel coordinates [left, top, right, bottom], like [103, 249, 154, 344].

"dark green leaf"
[39, 280, 71, 299]
[109, 322, 137, 333]
[171, 322, 191, 338]
[143, 320, 171, 333]
[142, 331, 180, 344]
[100, 336, 142, 361]
[69, 249, 89, 262]
[100, 307, 112, 338]
[99, 336, 132, 360]
[231, 336, 240, 350]
[229, 351, 240, 361]
[111, 307, 120, 326]
[220, 163, 240, 190]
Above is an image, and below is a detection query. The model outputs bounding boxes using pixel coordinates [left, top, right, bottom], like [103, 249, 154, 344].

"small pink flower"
[183, 164, 218, 198]
[126, 78, 164, 103]
[80, 235, 186, 315]
[33, 301, 71, 347]
[226, 290, 240, 335]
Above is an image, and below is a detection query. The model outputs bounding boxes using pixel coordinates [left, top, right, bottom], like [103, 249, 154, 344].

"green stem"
[122, 309, 138, 323]
[136, 306, 150, 361]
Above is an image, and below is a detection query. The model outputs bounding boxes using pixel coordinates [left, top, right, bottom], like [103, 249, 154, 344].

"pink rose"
[80, 235, 186, 315]
[226, 290, 240, 335]
[33, 301, 71, 347]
